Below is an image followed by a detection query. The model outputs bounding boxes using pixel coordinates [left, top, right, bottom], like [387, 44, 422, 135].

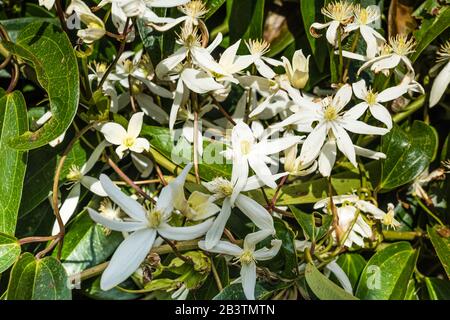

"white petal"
[87, 207, 145, 232]
[207, 32, 223, 53]
[298, 122, 327, 165]
[169, 79, 185, 131]
[254, 58, 276, 79]
[204, 198, 232, 249]
[181, 68, 224, 94]
[255, 135, 302, 155]
[131, 152, 154, 178]
[158, 218, 214, 240]
[360, 25, 378, 59]
[354, 200, 386, 219]
[330, 123, 357, 167]
[377, 84, 407, 103]
[372, 55, 401, 73]
[135, 94, 169, 124]
[241, 261, 257, 300]
[318, 138, 337, 177]
[81, 176, 108, 197]
[369, 104, 392, 129]
[248, 155, 277, 189]
[332, 84, 352, 112]
[253, 239, 282, 261]
[244, 229, 273, 251]
[150, 0, 189, 8]
[430, 61, 450, 108]
[155, 47, 187, 79]
[344, 102, 369, 120]
[191, 47, 227, 75]
[100, 229, 156, 290]
[230, 155, 249, 204]
[127, 112, 144, 138]
[138, 78, 173, 99]
[199, 239, 242, 257]
[80, 140, 107, 174]
[100, 122, 126, 145]
[235, 194, 274, 231]
[51, 184, 80, 236]
[339, 119, 389, 135]
[129, 137, 150, 154]
[325, 21, 339, 46]
[242, 172, 288, 192]
[354, 145, 386, 160]
[352, 79, 368, 100]
[325, 260, 353, 294]
[99, 174, 147, 221]
[158, 163, 192, 212]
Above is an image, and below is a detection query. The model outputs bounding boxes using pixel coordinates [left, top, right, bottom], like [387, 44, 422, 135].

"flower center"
[240, 140, 252, 155]
[324, 105, 338, 121]
[389, 34, 415, 56]
[239, 250, 254, 264]
[321, 1, 354, 24]
[147, 210, 163, 228]
[437, 40, 450, 63]
[123, 60, 134, 74]
[366, 90, 378, 105]
[246, 39, 270, 56]
[123, 136, 136, 148]
[66, 165, 83, 182]
[180, 0, 208, 19]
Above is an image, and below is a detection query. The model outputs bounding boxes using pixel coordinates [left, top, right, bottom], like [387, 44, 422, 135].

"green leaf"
[411, 7, 450, 62]
[0, 233, 21, 273]
[196, 256, 229, 299]
[0, 92, 28, 235]
[0, 17, 57, 42]
[290, 205, 332, 242]
[205, 0, 226, 20]
[3, 22, 79, 150]
[82, 278, 140, 300]
[428, 225, 450, 279]
[273, 218, 298, 278]
[356, 242, 418, 299]
[229, 0, 265, 45]
[7, 253, 71, 300]
[379, 121, 438, 192]
[55, 206, 123, 276]
[300, 0, 327, 71]
[213, 282, 270, 300]
[305, 263, 359, 300]
[425, 277, 450, 300]
[335, 253, 367, 289]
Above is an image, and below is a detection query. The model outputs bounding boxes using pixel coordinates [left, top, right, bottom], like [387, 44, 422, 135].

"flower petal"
[100, 122, 126, 145]
[199, 239, 242, 256]
[235, 194, 274, 231]
[352, 79, 368, 100]
[299, 122, 327, 165]
[332, 84, 352, 112]
[80, 140, 107, 174]
[330, 122, 357, 167]
[51, 183, 80, 236]
[181, 68, 224, 94]
[158, 218, 214, 241]
[81, 176, 108, 197]
[253, 239, 282, 261]
[240, 261, 257, 300]
[369, 104, 392, 129]
[338, 118, 389, 135]
[318, 138, 337, 177]
[127, 112, 144, 138]
[87, 207, 146, 232]
[248, 155, 277, 189]
[204, 197, 232, 249]
[430, 61, 450, 108]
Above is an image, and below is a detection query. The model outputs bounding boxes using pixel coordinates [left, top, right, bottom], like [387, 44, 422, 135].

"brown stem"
[268, 175, 288, 212]
[55, 0, 69, 34]
[6, 62, 19, 93]
[106, 156, 155, 203]
[158, 235, 193, 265]
[113, 179, 160, 185]
[210, 96, 236, 125]
[19, 235, 57, 246]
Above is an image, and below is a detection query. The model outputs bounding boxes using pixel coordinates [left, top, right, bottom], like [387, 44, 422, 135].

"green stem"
[337, 27, 344, 83]
[415, 196, 445, 226]
[392, 95, 425, 123]
[382, 230, 423, 241]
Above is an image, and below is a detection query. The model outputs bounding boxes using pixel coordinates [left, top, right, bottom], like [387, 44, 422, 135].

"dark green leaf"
[7, 252, 71, 300]
[0, 233, 21, 273]
[290, 205, 332, 242]
[356, 242, 418, 299]
[0, 17, 57, 42]
[379, 121, 438, 191]
[0, 92, 28, 235]
[213, 282, 270, 300]
[425, 277, 450, 300]
[305, 263, 358, 300]
[335, 253, 367, 289]
[3, 22, 79, 150]
[428, 225, 450, 279]
[274, 218, 298, 278]
[229, 0, 265, 45]
[205, 0, 226, 20]
[195, 256, 229, 299]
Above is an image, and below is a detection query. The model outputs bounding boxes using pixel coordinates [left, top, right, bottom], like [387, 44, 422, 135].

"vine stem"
[55, 0, 69, 34]
[48, 123, 98, 260]
[211, 260, 223, 291]
[268, 174, 288, 212]
[210, 96, 236, 126]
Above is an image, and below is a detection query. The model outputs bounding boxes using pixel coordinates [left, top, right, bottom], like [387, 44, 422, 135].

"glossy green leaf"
[0, 233, 21, 273]
[305, 263, 359, 300]
[205, 0, 226, 20]
[290, 205, 332, 242]
[229, 0, 265, 45]
[55, 207, 123, 276]
[335, 253, 367, 289]
[82, 278, 140, 300]
[425, 277, 450, 300]
[0, 17, 57, 42]
[428, 225, 450, 279]
[274, 218, 298, 278]
[379, 121, 438, 192]
[196, 256, 229, 299]
[213, 282, 271, 300]
[411, 7, 450, 62]
[7, 252, 71, 300]
[300, 0, 327, 71]
[356, 242, 418, 300]
[3, 22, 79, 150]
[0, 92, 28, 235]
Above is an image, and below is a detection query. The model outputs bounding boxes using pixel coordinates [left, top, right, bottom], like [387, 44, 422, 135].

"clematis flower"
[282, 50, 310, 89]
[358, 34, 416, 75]
[100, 112, 150, 159]
[430, 40, 450, 108]
[310, 0, 354, 46]
[351, 79, 408, 129]
[273, 84, 388, 172]
[87, 164, 214, 290]
[314, 195, 400, 247]
[244, 39, 282, 79]
[66, 0, 106, 44]
[228, 121, 302, 198]
[199, 229, 282, 300]
[344, 5, 385, 58]
[149, 0, 208, 31]
[202, 175, 286, 249]
[142, 0, 191, 24]
[52, 141, 108, 235]
[98, 0, 145, 33]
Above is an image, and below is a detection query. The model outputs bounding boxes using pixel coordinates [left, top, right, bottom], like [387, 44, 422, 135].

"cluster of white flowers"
[37, 0, 444, 300]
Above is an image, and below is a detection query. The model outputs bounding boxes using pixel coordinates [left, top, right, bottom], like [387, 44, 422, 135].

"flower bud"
[282, 50, 310, 89]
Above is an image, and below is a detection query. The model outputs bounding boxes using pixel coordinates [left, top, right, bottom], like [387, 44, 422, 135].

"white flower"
[39, 0, 55, 10]
[358, 34, 416, 75]
[98, 0, 145, 33]
[344, 5, 385, 58]
[244, 39, 282, 79]
[100, 112, 150, 159]
[228, 121, 301, 197]
[142, 0, 191, 24]
[52, 141, 108, 235]
[66, 0, 106, 44]
[273, 84, 388, 173]
[430, 40, 450, 108]
[199, 229, 282, 300]
[149, 0, 208, 31]
[310, 0, 354, 46]
[202, 174, 286, 249]
[88, 164, 214, 290]
[282, 50, 310, 89]
[351, 79, 408, 129]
